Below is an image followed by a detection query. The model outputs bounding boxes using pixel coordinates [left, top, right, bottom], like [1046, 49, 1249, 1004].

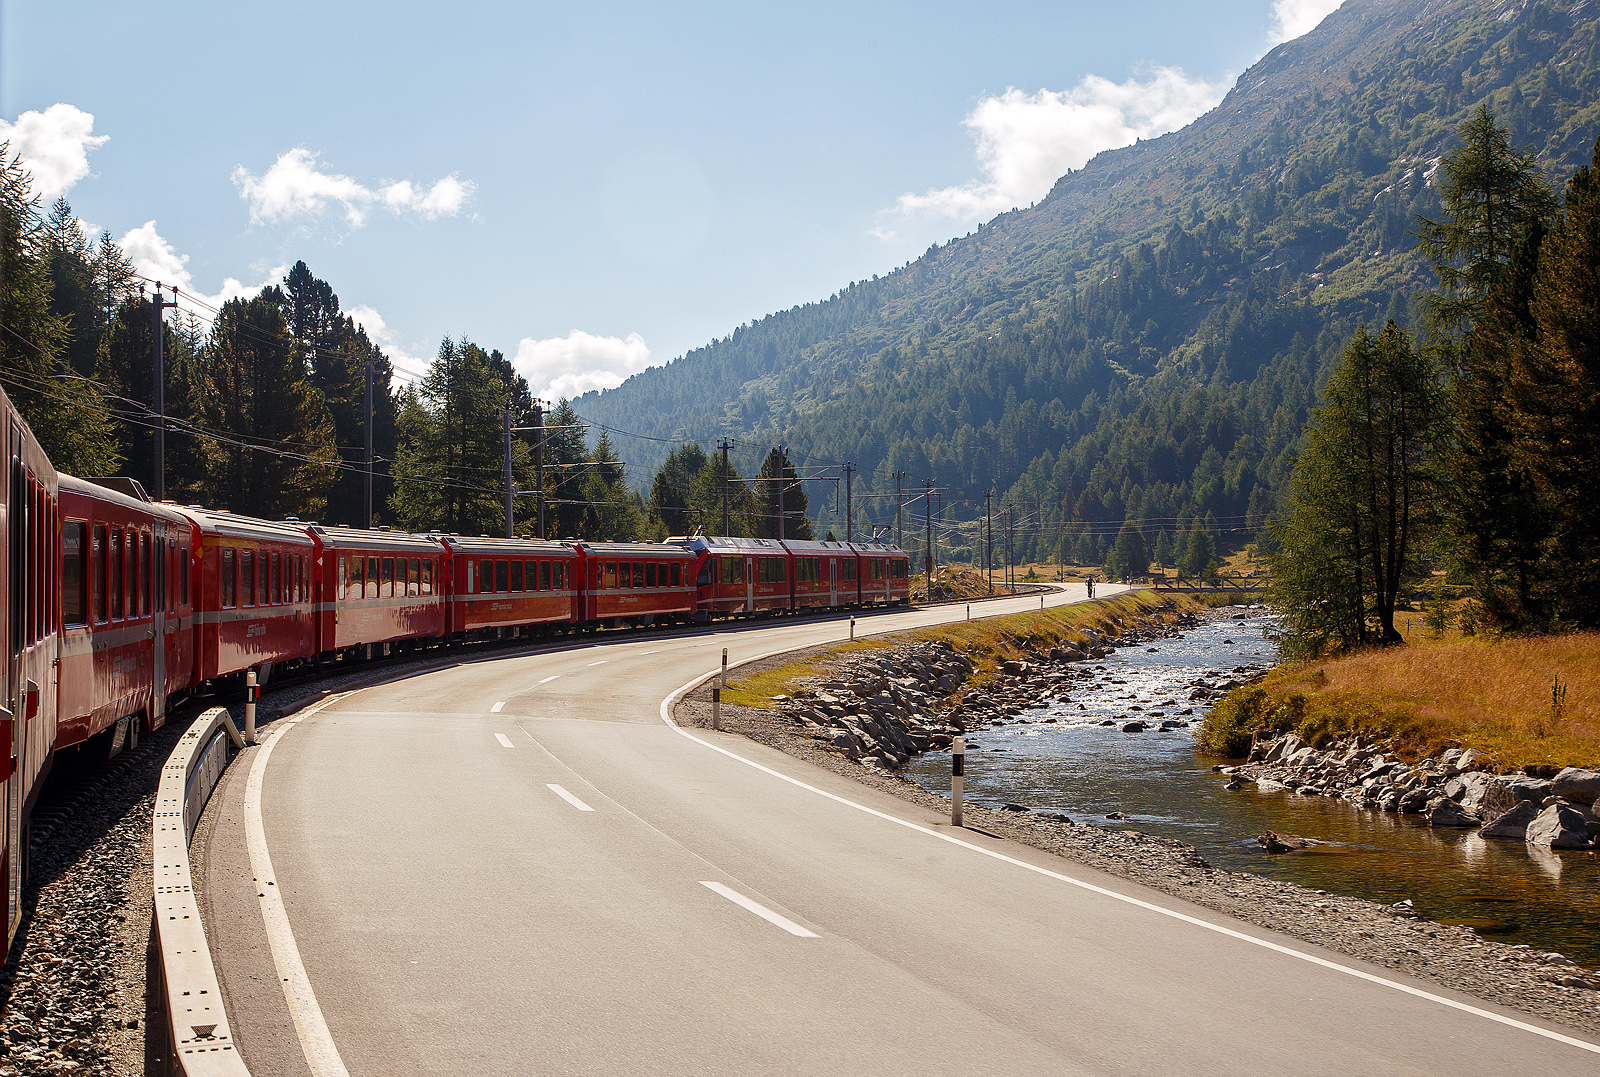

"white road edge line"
[700, 880, 819, 937]
[495, 733, 516, 748]
[491, 701, 506, 713]
[245, 711, 352, 1077]
[538, 674, 560, 684]
[657, 648, 1600, 1058]
[547, 783, 596, 811]
[636, 649, 662, 655]
[586, 660, 607, 666]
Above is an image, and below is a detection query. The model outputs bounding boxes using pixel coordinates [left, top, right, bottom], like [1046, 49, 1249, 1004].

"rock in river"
[1257, 831, 1324, 854]
[1525, 803, 1594, 849]
[1480, 800, 1540, 840]
[1120, 720, 1147, 733]
[1425, 798, 1481, 828]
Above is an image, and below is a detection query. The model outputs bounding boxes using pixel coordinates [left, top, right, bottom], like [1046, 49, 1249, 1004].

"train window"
[671, 563, 682, 587]
[92, 524, 107, 622]
[603, 562, 617, 589]
[719, 556, 742, 585]
[138, 532, 149, 616]
[532, 560, 544, 591]
[240, 550, 255, 606]
[645, 562, 657, 588]
[109, 528, 123, 619]
[362, 557, 375, 599]
[379, 557, 392, 598]
[632, 562, 644, 588]
[421, 559, 433, 596]
[696, 561, 712, 587]
[507, 560, 522, 592]
[219, 548, 234, 607]
[494, 560, 507, 593]
[842, 559, 857, 581]
[870, 559, 883, 581]
[476, 559, 490, 593]
[182, 547, 190, 606]
[337, 556, 348, 600]
[260, 553, 270, 605]
[408, 559, 420, 596]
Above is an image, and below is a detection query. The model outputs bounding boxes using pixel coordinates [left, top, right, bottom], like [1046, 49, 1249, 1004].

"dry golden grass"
[723, 590, 1184, 709]
[1263, 632, 1600, 769]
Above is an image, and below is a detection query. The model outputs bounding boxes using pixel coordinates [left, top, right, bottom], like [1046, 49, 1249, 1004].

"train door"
[4, 421, 22, 941]
[829, 558, 838, 606]
[744, 556, 754, 613]
[151, 522, 166, 727]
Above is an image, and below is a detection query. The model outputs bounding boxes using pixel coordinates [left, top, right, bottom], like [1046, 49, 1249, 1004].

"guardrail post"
[245, 670, 258, 746]
[951, 735, 965, 827]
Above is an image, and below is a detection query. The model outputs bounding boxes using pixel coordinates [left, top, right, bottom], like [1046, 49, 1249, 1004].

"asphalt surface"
[198, 585, 1600, 1076]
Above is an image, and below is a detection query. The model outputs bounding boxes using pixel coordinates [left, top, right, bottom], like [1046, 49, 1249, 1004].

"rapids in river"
[905, 613, 1600, 967]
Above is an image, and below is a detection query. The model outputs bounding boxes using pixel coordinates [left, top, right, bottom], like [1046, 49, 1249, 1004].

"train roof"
[779, 539, 853, 553]
[849, 540, 906, 555]
[59, 474, 192, 525]
[667, 535, 787, 554]
[578, 541, 696, 558]
[437, 534, 576, 555]
[306, 524, 444, 554]
[166, 503, 315, 544]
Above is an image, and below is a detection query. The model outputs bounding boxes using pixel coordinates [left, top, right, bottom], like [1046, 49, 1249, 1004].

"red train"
[0, 390, 912, 948]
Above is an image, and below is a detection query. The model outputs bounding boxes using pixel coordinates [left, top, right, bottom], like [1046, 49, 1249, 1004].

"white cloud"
[512, 330, 656, 401]
[346, 304, 430, 382]
[1268, 0, 1345, 44]
[0, 103, 109, 201]
[118, 220, 284, 320]
[232, 147, 475, 227]
[890, 68, 1228, 225]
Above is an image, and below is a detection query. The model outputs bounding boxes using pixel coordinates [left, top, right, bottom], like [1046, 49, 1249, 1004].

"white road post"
[850, 617, 856, 641]
[966, 603, 971, 621]
[712, 647, 727, 731]
[245, 669, 258, 746]
[951, 735, 965, 827]
[1041, 595, 1045, 610]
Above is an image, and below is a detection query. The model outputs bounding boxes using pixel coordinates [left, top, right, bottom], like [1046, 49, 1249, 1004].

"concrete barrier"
[153, 706, 251, 1076]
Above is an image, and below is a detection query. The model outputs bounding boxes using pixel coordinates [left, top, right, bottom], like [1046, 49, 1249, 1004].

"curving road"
[197, 584, 1600, 1076]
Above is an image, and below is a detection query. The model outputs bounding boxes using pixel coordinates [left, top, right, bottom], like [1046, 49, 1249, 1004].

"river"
[905, 612, 1600, 968]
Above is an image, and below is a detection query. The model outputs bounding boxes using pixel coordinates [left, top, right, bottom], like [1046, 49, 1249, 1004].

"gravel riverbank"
[678, 630, 1600, 1038]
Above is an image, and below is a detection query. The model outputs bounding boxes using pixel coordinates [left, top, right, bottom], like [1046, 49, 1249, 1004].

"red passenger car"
[575, 541, 697, 627]
[3, 385, 60, 945]
[57, 477, 196, 754]
[781, 539, 856, 611]
[440, 535, 580, 639]
[674, 536, 792, 618]
[849, 540, 910, 606]
[177, 506, 318, 683]
[309, 525, 446, 658]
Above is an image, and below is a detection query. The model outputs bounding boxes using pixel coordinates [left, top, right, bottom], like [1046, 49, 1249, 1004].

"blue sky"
[1, 1, 1341, 396]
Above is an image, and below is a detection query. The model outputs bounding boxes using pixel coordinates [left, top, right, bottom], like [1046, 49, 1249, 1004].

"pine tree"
[1154, 529, 1173, 568]
[0, 151, 120, 474]
[204, 294, 340, 520]
[649, 443, 709, 536]
[389, 338, 507, 535]
[755, 447, 814, 539]
[1105, 520, 1148, 580]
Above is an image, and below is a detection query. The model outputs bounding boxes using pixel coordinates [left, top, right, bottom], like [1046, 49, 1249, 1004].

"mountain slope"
[581, 0, 1600, 560]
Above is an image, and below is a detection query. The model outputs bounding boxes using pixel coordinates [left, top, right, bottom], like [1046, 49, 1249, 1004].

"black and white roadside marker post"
[712, 648, 728, 731]
[850, 617, 856, 641]
[966, 603, 971, 621]
[245, 669, 258, 746]
[951, 735, 965, 827]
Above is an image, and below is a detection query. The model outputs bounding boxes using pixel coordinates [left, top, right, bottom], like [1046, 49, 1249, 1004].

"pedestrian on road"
[1085, 575, 1095, 599]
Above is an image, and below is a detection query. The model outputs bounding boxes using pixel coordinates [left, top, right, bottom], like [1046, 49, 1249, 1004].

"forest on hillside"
[578, 0, 1600, 570]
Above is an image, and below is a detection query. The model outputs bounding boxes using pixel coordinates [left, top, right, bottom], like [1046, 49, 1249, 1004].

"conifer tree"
[755, 447, 814, 539]
[205, 294, 340, 520]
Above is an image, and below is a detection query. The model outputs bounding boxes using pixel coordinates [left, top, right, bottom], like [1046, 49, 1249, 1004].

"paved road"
[198, 585, 1600, 1076]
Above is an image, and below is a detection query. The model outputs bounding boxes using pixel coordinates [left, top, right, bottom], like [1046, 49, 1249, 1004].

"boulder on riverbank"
[1551, 767, 1600, 806]
[1525, 803, 1594, 850]
[1480, 801, 1540, 839]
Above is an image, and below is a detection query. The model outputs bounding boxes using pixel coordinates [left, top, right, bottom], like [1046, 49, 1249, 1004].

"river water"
[905, 613, 1600, 967]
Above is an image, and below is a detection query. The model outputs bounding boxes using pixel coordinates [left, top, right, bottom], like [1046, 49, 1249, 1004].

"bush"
[1197, 685, 1273, 757]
